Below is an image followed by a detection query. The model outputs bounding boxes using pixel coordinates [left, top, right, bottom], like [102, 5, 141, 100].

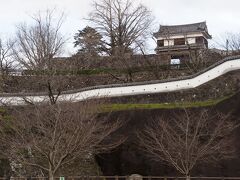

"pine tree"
[74, 26, 104, 56]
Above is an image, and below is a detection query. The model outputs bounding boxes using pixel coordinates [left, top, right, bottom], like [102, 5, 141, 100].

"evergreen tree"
[74, 26, 103, 56]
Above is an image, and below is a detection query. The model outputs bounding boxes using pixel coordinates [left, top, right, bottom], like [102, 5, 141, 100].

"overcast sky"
[1, 0, 240, 55]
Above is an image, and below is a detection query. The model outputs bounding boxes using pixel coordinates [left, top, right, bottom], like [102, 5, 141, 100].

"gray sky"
[1, 0, 240, 55]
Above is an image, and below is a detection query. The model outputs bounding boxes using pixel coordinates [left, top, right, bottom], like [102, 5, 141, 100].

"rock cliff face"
[96, 92, 240, 176]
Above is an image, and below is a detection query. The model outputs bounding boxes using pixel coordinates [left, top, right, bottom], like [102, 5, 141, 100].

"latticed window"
[174, 38, 185, 45]
[196, 37, 204, 44]
[157, 40, 164, 47]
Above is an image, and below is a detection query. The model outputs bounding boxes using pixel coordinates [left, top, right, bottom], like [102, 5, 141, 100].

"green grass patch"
[102, 94, 234, 112]
[0, 108, 6, 114]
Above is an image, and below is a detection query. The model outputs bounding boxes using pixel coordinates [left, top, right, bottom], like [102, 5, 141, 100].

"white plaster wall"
[0, 58, 239, 106]
[164, 39, 174, 46]
[186, 37, 196, 44]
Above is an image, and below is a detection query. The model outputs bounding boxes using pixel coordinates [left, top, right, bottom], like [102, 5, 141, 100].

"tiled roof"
[154, 22, 212, 39]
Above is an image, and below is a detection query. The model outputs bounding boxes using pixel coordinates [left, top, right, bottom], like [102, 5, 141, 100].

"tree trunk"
[186, 175, 190, 180]
[49, 170, 54, 180]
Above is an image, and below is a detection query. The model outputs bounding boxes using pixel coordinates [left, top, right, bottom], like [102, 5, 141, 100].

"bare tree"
[184, 49, 223, 74]
[138, 109, 237, 179]
[0, 38, 15, 75]
[0, 38, 16, 92]
[9, 9, 69, 104]
[225, 33, 240, 55]
[0, 102, 124, 178]
[183, 35, 223, 74]
[137, 44, 173, 80]
[12, 9, 66, 70]
[216, 32, 240, 56]
[109, 55, 137, 82]
[88, 0, 154, 55]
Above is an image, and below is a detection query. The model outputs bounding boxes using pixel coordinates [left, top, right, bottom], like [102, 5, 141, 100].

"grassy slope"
[102, 94, 234, 112]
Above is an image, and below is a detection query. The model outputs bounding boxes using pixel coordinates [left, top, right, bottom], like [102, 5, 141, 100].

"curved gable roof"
[154, 22, 212, 39]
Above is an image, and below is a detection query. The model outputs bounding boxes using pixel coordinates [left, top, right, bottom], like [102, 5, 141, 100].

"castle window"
[196, 37, 204, 44]
[157, 40, 164, 47]
[174, 38, 185, 45]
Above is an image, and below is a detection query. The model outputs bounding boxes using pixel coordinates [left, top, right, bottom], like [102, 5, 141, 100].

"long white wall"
[1, 58, 240, 106]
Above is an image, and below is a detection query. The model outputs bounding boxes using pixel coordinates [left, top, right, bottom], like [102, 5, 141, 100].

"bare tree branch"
[12, 9, 66, 70]
[88, 0, 154, 55]
[137, 109, 238, 178]
[0, 102, 125, 178]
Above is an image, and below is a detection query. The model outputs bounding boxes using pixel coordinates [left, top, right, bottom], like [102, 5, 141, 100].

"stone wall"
[52, 50, 223, 71]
